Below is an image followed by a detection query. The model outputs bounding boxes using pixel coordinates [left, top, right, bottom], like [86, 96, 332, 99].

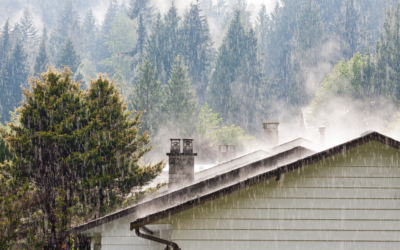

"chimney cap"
[319, 126, 326, 131]
[170, 138, 181, 140]
[262, 122, 280, 124]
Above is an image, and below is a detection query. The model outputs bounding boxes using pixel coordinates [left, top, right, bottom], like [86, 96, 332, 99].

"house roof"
[69, 146, 314, 235]
[69, 131, 400, 235]
[128, 131, 400, 230]
[267, 137, 321, 154]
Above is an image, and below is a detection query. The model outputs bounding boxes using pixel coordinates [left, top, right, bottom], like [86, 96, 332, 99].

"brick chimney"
[218, 145, 237, 164]
[167, 139, 197, 188]
[263, 122, 279, 148]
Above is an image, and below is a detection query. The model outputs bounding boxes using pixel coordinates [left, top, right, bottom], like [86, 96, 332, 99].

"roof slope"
[70, 146, 314, 235]
[128, 131, 400, 230]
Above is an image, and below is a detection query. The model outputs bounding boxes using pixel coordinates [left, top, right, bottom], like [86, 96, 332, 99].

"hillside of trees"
[2, 0, 400, 248]
[1, 0, 398, 137]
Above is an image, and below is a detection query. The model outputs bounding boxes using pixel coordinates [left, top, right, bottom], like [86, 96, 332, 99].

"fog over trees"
[1, 0, 400, 248]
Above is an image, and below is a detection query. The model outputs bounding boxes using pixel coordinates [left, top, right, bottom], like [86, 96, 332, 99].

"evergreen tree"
[102, 0, 119, 37]
[335, 0, 366, 60]
[164, 56, 197, 136]
[146, 2, 182, 85]
[163, 2, 182, 84]
[255, 4, 270, 56]
[0, 68, 164, 248]
[263, 0, 301, 104]
[50, 0, 81, 63]
[132, 59, 164, 134]
[34, 29, 51, 75]
[2, 39, 29, 122]
[317, 0, 343, 32]
[82, 10, 98, 61]
[129, 13, 147, 66]
[97, 0, 119, 72]
[181, 3, 214, 104]
[290, 0, 325, 105]
[127, 0, 154, 29]
[58, 37, 81, 73]
[146, 13, 166, 83]
[0, 20, 11, 63]
[19, 9, 39, 53]
[208, 10, 265, 132]
[0, 135, 11, 164]
[0, 20, 12, 122]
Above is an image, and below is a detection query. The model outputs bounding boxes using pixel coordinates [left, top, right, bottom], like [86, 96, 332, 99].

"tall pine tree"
[3, 38, 29, 120]
[58, 37, 81, 73]
[131, 59, 164, 134]
[34, 28, 51, 75]
[335, 0, 366, 60]
[82, 10, 98, 61]
[50, 0, 81, 63]
[181, 3, 214, 105]
[290, 0, 325, 106]
[0, 20, 12, 122]
[208, 10, 265, 133]
[164, 56, 197, 136]
[19, 9, 39, 54]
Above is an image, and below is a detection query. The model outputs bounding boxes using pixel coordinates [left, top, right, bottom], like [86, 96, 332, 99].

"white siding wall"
[156, 141, 400, 250]
[85, 214, 171, 250]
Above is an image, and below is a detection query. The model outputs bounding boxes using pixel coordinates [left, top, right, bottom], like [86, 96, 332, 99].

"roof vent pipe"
[263, 122, 279, 148]
[167, 139, 197, 189]
[319, 126, 326, 147]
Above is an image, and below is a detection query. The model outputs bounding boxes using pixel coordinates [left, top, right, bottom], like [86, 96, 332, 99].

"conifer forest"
[1, 0, 400, 249]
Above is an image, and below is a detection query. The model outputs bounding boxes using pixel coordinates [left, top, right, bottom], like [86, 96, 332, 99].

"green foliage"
[197, 103, 253, 147]
[213, 124, 254, 146]
[50, 0, 81, 62]
[34, 29, 51, 75]
[335, 0, 366, 60]
[146, 3, 181, 85]
[208, 10, 266, 134]
[131, 59, 164, 134]
[0, 67, 164, 248]
[0, 38, 29, 123]
[101, 14, 137, 82]
[181, 3, 214, 104]
[104, 14, 137, 54]
[290, 0, 325, 106]
[58, 37, 81, 73]
[19, 8, 39, 65]
[198, 103, 222, 140]
[163, 56, 198, 136]
[0, 122, 12, 164]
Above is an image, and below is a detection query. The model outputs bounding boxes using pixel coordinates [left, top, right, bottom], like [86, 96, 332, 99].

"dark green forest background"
[1, 0, 400, 150]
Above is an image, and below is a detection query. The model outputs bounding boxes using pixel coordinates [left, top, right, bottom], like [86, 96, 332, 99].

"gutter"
[135, 227, 181, 250]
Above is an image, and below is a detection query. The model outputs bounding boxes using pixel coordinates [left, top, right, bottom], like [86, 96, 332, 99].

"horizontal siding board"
[214, 198, 400, 209]
[274, 176, 400, 188]
[176, 241, 400, 250]
[274, 165, 400, 178]
[102, 236, 155, 245]
[171, 219, 400, 231]
[172, 229, 400, 241]
[101, 246, 156, 250]
[173, 208, 400, 220]
[243, 187, 400, 199]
